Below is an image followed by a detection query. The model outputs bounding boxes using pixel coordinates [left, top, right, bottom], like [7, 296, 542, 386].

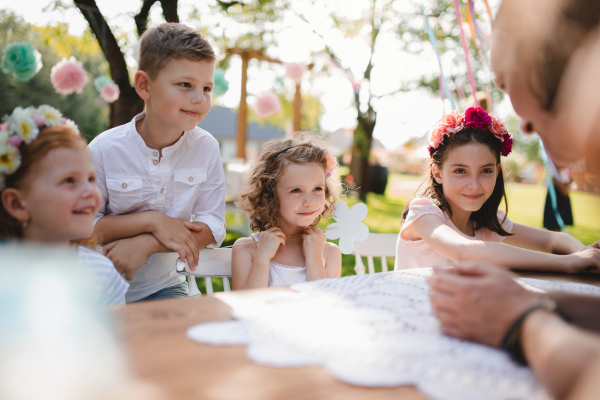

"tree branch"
[135, 0, 159, 36]
[74, 0, 129, 89]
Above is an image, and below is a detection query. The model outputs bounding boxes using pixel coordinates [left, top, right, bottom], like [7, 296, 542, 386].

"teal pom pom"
[213, 68, 229, 97]
[1, 42, 43, 82]
[94, 76, 114, 92]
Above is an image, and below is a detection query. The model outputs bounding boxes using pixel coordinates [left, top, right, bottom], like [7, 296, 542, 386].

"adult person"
[428, 0, 600, 398]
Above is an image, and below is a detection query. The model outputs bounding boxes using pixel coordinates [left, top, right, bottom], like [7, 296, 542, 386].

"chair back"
[352, 233, 398, 275]
[176, 248, 233, 296]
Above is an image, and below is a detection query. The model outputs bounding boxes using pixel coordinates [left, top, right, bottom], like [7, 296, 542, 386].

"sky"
[3, 0, 513, 149]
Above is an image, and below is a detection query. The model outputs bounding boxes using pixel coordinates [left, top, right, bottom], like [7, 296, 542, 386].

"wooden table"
[114, 272, 600, 400]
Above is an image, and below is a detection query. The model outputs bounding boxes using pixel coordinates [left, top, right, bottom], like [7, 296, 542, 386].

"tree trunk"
[350, 114, 376, 202]
[75, 0, 144, 127]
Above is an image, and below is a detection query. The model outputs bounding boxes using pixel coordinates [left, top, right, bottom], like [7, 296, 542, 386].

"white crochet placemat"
[187, 268, 600, 400]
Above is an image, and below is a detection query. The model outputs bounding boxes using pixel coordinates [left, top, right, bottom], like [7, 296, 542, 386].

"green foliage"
[0, 11, 109, 141]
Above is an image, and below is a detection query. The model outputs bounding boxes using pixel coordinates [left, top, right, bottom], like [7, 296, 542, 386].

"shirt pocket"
[173, 169, 208, 214]
[106, 177, 144, 215]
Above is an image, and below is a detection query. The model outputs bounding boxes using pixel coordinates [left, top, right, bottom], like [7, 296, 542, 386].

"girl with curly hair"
[232, 134, 342, 289]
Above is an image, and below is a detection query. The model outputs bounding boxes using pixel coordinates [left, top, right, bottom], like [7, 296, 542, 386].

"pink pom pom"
[253, 92, 282, 119]
[8, 135, 22, 147]
[285, 63, 307, 83]
[33, 114, 45, 128]
[100, 83, 120, 103]
[50, 57, 88, 95]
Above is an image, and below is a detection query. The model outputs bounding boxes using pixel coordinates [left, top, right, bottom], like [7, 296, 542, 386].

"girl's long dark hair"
[402, 127, 512, 237]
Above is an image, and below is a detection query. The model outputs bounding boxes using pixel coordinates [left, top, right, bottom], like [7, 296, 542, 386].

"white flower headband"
[0, 105, 79, 189]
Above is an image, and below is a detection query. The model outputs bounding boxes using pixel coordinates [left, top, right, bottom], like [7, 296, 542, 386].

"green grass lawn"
[210, 177, 600, 289]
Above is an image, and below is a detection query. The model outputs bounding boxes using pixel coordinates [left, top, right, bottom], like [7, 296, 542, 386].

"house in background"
[199, 106, 286, 161]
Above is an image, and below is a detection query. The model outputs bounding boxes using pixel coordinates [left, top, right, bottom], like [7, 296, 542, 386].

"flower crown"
[427, 107, 513, 157]
[0, 105, 78, 188]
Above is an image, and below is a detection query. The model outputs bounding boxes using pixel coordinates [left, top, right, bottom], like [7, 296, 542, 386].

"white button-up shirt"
[88, 112, 226, 302]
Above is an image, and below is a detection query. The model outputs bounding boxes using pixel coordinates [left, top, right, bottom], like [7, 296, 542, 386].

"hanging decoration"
[424, 10, 457, 110]
[453, 0, 479, 107]
[1, 42, 43, 82]
[93, 76, 119, 103]
[285, 63, 307, 84]
[213, 68, 229, 97]
[253, 92, 282, 119]
[50, 56, 88, 95]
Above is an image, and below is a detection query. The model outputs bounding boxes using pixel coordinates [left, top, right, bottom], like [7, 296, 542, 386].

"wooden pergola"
[228, 47, 311, 160]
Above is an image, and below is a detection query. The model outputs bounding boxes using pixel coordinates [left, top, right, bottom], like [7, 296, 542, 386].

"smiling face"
[139, 58, 215, 137]
[19, 146, 101, 244]
[433, 142, 500, 217]
[276, 163, 327, 231]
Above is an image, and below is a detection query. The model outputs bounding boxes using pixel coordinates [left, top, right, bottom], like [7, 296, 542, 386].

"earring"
[22, 221, 28, 229]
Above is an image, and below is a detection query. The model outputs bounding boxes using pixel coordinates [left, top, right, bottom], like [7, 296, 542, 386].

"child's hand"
[256, 227, 286, 262]
[151, 213, 204, 268]
[103, 234, 156, 281]
[565, 248, 600, 274]
[302, 226, 326, 264]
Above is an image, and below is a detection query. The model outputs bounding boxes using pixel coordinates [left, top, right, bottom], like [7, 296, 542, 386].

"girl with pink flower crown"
[232, 134, 342, 289]
[395, 107, 600, 273]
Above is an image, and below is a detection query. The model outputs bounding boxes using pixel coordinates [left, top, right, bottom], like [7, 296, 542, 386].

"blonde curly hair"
[237, 133, 341, 232]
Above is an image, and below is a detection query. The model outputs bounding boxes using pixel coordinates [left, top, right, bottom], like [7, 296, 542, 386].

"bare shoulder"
[324, 241, 342, 259]
[232, 236, 257, 258]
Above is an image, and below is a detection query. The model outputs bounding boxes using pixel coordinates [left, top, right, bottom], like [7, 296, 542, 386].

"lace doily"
[187, 269, 600, 400]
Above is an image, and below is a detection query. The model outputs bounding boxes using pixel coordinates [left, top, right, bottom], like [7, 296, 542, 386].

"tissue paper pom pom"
[94, 76, 114, 92]
[285, 63, 307, 83]
[50, 57, 88, 95]
[1, 42, 43, 82]
[213, 68, 229, 97]
[253, 92, 282, 119]
[100, 83, 120, 103]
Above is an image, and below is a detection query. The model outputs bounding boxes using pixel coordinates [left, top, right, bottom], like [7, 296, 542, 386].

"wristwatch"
[500, 296, 563, 365]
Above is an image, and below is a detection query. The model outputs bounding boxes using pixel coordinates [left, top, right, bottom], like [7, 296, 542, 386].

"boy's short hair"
[138, 23, 217, 79]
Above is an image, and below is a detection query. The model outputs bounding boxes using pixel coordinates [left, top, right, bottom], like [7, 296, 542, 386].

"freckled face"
[276, 163, 327, 229]
[20, 146, 101, 244]
[433, 142, 500, 215]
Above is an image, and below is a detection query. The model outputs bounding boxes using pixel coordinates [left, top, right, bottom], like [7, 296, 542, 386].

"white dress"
[251, 232, 307, 287]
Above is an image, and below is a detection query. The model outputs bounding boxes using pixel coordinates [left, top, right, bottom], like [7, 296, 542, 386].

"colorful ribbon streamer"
[453, 0, 479, 107]
[424, 11, 457, 110]
[539, 139, 566, 231]
[468, 0, 491, 46]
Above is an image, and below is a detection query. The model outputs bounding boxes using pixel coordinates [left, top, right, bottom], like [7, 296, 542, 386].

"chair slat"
[351, 233, 398, 275]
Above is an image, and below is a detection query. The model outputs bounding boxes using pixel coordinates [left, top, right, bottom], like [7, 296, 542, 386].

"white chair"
[352, 233, 399, 275]
[175, 248, 233, 296]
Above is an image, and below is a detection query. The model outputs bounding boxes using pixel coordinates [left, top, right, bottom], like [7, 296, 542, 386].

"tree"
[293, 0, 497, 201]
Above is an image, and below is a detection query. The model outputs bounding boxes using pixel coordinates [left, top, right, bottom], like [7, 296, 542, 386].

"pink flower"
[285, 63, 307, 84]
[464, 107, 491, 129]
[439, 111, 465, 133]
[253, 92, 282, 119]
[33, 114, 45, 128]
[488, 115, 508, 136]
[50, 57, 88, 95]
[100, 83, 120, 103]
[428, 127, 445, 148]
[500, 133, 513, 156]
[0, 123, 7, 131]
[325, 153, 338, 177]
[8, 135, 22, 147]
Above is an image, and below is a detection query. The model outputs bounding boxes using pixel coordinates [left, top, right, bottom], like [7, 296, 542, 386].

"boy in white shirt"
[88, 23, 226, 303]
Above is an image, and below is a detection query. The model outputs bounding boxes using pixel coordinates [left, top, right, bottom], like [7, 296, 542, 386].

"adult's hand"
[428, 262, 541, 347]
